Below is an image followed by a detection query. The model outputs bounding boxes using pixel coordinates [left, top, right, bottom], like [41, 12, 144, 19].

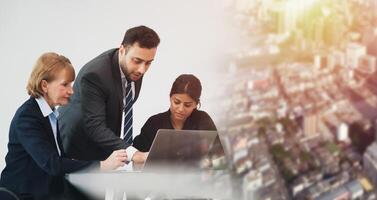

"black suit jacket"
[0, 97, 96, 199]
[58, 49, 143, 160]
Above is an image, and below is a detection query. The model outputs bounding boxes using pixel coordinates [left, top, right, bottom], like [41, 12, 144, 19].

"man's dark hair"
[122, 25, 160, 48]
[170, 74, 202, 104]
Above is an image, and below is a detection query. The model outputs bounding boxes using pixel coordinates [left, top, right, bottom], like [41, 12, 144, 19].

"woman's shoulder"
[11, 98, 42, 128]
[192, 109, 212, 119]
[190, 109, 217, 130]
[141, 110, 171, 131]
[14, 98, 39, 117]
[147, 110, 170, 122]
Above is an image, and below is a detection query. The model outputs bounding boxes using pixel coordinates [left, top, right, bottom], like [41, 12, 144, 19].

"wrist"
[126, 146, 138, 161]
[100, 161, 105, 170]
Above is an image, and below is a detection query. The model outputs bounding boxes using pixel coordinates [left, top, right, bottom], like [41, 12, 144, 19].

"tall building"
[358, 55, 376, 74]
[268, 1, 299, 35]
[304, 113, 319, 138]
[337, 123, 349, 142]
[323, 14, 345, 47]
[327, 54, 336, 69]
[314, 55, 327, 69]
[331, 50, 346, 68]
[375, 119, 377, 142]
[363, 119, 377, 187]
[367, 31, 377, 57]
[346, 43, 367, 69]
[363, 142, 377, 188]
[243, 170, 263, 200]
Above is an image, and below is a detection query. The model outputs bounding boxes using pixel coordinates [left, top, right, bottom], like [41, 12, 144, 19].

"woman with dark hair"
[133, 74, 216, 152]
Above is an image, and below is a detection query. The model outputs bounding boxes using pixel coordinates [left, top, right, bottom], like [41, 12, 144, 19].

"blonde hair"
[26, 52, 75, 98]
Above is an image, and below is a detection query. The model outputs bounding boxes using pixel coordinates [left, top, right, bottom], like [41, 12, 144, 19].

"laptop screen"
[142, 129, 225, 172]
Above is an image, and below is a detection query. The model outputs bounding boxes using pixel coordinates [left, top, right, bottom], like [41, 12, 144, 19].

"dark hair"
[121, 25, 160, 48]
[170, 74, 202, 104]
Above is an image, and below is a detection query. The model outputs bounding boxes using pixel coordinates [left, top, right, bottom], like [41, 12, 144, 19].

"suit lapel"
[56, 121, 65, 156]
[111, 50, 125, 132]
[31, 98, 62, 156]
[134, 76, 143, 102]
[42, 116, 61, 155]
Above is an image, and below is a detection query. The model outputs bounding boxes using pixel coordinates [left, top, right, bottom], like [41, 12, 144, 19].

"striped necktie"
[123, 81, 133, 145]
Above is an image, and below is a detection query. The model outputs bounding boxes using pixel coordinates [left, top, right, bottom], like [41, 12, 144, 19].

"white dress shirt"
[119, 67, 137, 161]
[35, 97, 61, 156]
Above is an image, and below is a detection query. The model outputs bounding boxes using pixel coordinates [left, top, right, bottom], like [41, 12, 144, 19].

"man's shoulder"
[95, 48, 118, 61]
[80, 48, 118, 73]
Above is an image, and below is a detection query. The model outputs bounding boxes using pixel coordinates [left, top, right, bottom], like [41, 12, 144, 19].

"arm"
[198, 111, 217, 131]
[124, 117, 156, 164]
[197, 111, 224, 159]
[16, 112, 97, 176]
[80, 72, 127, 151]
[132, 117, 156, 152]
[100, 149, 128, 170]
[130, 117, 158, 164]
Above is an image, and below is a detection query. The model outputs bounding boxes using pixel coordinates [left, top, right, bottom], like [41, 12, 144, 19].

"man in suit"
[58, 25, 160, 164]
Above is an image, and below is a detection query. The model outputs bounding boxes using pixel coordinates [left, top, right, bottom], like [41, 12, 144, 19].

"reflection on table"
[67, 165, 231, 200]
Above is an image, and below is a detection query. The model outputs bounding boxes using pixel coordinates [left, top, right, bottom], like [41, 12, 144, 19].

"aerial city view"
[212, 0, 377, 199]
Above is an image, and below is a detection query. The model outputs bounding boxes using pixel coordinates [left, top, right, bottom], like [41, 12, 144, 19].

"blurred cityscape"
[212, 0, 377, 199]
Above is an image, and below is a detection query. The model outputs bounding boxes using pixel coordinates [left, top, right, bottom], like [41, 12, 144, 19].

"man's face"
[119, 42, 157, 81]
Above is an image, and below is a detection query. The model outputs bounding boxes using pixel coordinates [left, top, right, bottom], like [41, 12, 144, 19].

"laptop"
[142, 129, 224, 172]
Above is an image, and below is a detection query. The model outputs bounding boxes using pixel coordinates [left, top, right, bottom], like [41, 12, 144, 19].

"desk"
[67, 169, 231, 200]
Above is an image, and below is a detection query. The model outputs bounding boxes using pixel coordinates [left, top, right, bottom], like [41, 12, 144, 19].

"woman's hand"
[100, 149, 128, 170]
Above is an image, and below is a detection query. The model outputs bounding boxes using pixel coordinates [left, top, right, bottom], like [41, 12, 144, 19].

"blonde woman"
[0, 53, 127, 200]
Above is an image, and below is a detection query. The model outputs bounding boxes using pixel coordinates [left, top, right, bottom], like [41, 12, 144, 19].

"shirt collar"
[119, 66, 127, 83]
[35, 97, 59, 118]
[118, 58, 132, 84]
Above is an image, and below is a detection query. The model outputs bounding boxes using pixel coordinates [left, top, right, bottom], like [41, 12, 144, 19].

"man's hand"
[131, 151, 149, 164]
[100, 149, 128, 170]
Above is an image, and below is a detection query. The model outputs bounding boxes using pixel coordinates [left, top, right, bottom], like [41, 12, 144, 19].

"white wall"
[0, 0, 231, 169]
